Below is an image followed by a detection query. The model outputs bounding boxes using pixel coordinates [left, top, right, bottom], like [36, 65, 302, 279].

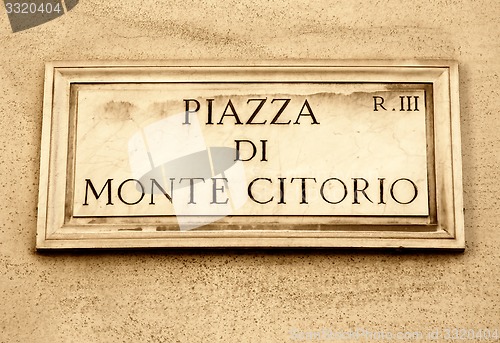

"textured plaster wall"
[0, 0, 499, 342]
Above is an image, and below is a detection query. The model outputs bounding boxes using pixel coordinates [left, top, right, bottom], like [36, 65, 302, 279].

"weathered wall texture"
[0, 0, 499, 342]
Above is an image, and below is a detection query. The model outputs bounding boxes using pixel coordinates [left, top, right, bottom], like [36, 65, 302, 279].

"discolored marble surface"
[73, 84, 428, 217]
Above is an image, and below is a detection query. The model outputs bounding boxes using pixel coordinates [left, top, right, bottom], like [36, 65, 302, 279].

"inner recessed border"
[65, 82, 435, 228]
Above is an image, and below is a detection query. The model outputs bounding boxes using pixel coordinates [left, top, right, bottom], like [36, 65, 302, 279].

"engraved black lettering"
[390, 178, 418, 204]
[278, 177, 286, 204]
[246, 98, 267, 124]
[118, 179, 145, 205]
[218, 99, 243, 125]
[320, 178, 348, 204]
[234, 140, 257, 161]
[270, 98, 291, 124]
[352, 178, 373, 204]
[211, 177, 229, 204]
[378, 178, 386, 204]
[291, 177, 317, 204]
[400, 95, 420, 111]
[149, 178, 174, 204]
[293, 99, 319, 124]
[183, 99, 200, 125]
[84, 179, 113, 205]
[248, 178, 273, 204]
[206, 98, 214, 125]
[179, 178, 206, 204]
[373, 96, 387, 111]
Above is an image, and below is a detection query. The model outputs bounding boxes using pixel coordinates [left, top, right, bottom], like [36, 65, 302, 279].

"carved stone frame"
[36, 60, 464, 249]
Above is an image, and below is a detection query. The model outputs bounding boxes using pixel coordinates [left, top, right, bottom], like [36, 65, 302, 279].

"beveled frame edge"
[36, 60, 465, 250]
[44, 59, 457, 68]
[449, 63, 465, 248]
[36, 62, 55, 249]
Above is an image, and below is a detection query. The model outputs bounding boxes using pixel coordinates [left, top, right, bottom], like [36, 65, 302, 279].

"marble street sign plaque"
[36, 61, 465, 249]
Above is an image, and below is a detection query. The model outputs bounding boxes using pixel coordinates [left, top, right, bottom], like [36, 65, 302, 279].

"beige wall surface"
[0, 0, 499, 342]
